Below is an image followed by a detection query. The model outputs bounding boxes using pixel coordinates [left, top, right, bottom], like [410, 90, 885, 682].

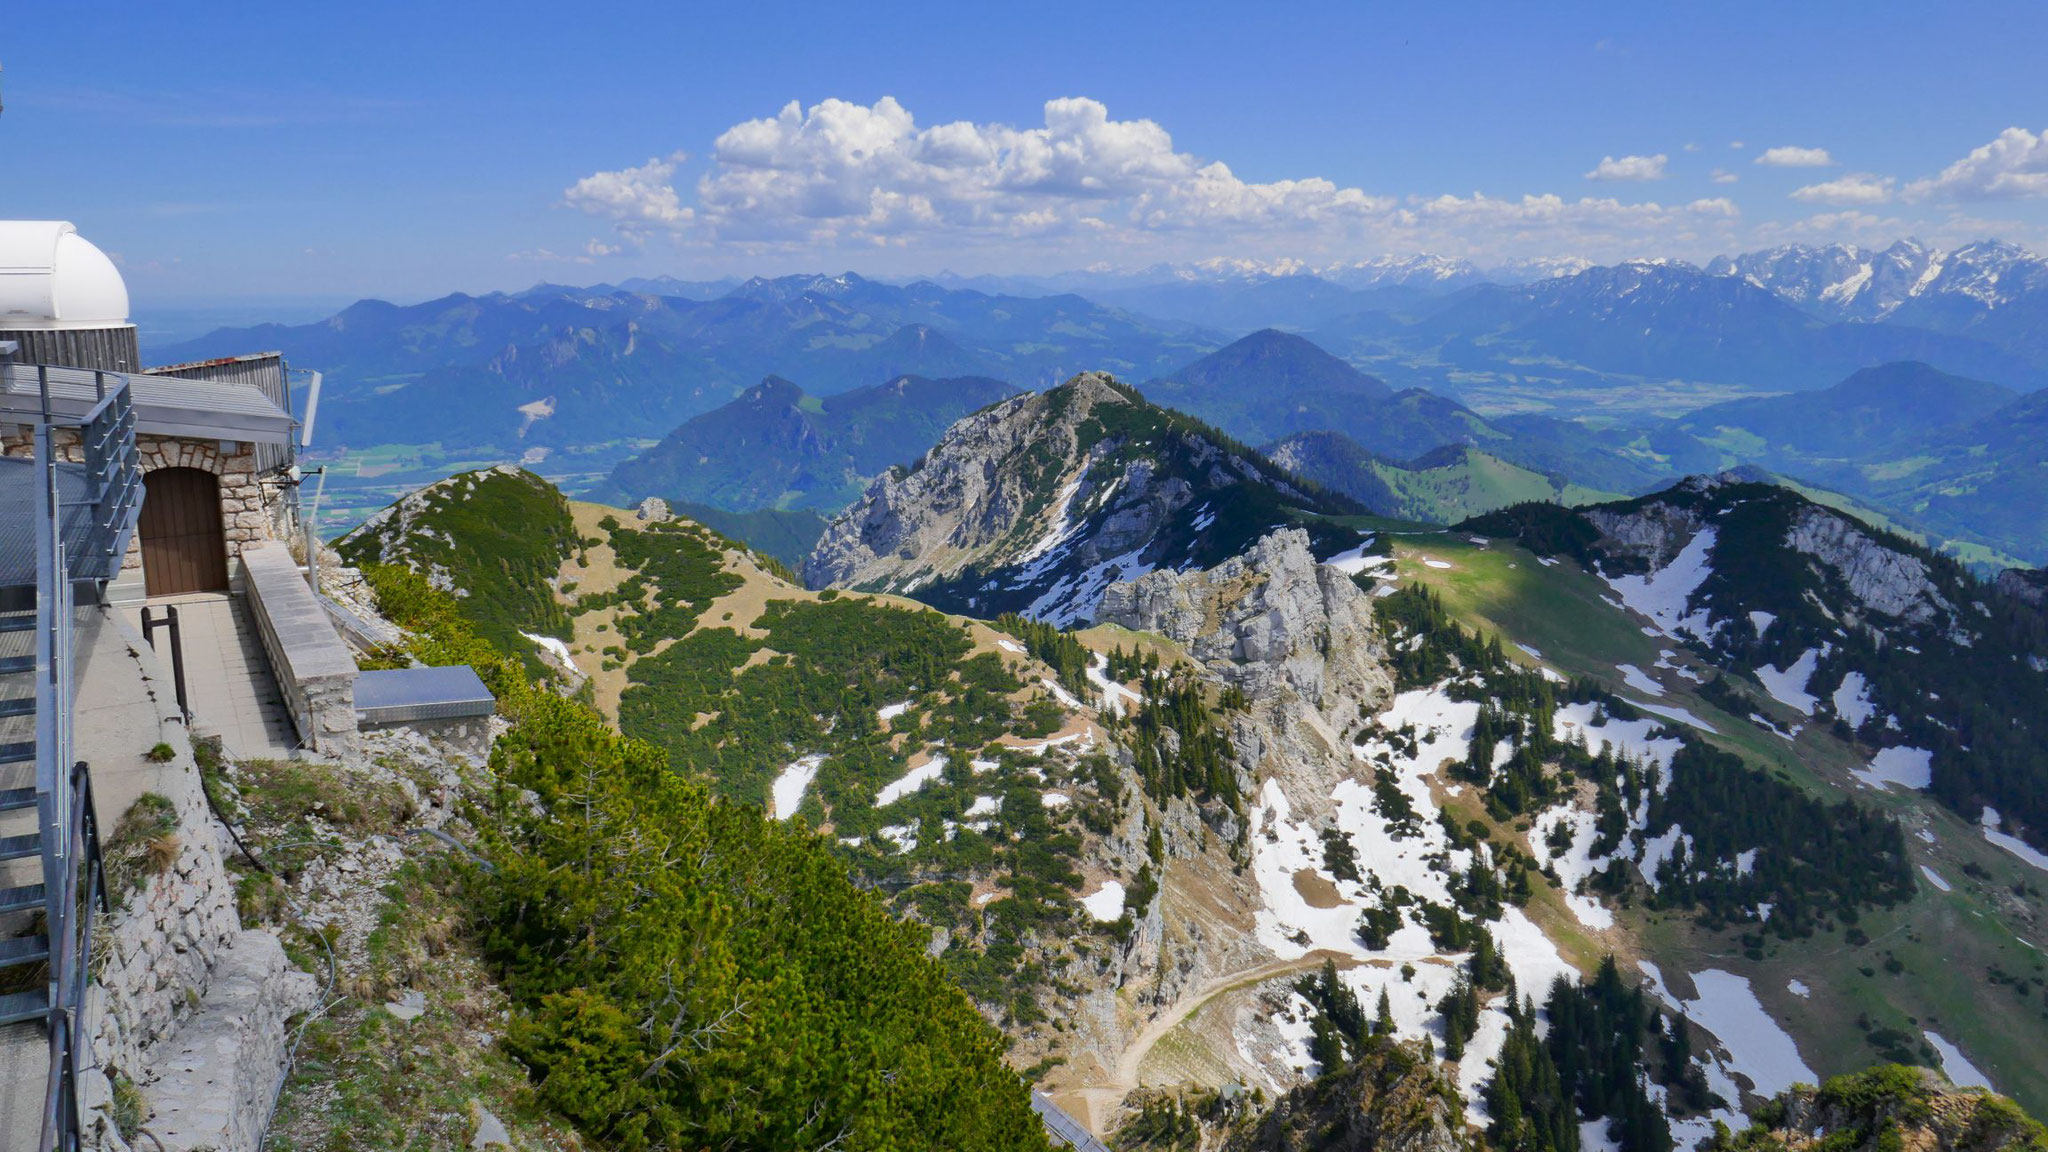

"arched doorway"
[139, 467, 230, 596]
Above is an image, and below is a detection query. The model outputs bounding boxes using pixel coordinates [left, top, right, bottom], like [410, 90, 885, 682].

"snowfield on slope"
[1246, 686, 1578, 1118]
[1603, 528, 1718, 642]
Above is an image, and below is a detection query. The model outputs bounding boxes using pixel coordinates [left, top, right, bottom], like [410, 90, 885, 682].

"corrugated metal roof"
[0, 362, 293, 444]
[355, 665, 496, 724]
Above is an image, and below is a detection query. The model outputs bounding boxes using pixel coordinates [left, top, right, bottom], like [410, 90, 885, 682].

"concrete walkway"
[120, 594, 299, 760]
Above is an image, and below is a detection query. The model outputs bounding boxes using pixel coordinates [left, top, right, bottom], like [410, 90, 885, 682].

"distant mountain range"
[157, 240, 2048, 562]
[154, 272, 1211, 452]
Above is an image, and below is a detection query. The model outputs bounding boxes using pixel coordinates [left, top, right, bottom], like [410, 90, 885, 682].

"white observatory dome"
[0, 221, 132, 331]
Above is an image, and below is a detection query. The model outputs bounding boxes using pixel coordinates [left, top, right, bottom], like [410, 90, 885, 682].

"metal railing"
[24, 379, 131, 1152]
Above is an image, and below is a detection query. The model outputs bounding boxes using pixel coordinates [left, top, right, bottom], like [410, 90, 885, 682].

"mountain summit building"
[0, 220, 300, 600]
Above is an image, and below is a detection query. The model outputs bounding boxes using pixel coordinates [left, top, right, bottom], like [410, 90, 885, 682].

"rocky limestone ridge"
[802, 372, 1135, 593]
[800, 370, 1338, 624]
[1098, 527, 1390, 724]
[1098, 529, 1392, 825]
[1031, 530, 1399, 1122]
[1785, 504, 1955, 626]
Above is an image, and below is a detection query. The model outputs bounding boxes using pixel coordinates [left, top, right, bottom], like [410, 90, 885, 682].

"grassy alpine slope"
[360, 562, 1054, 1151]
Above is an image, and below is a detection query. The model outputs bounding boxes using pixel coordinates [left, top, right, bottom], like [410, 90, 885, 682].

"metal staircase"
[0, 374, 139, 1152]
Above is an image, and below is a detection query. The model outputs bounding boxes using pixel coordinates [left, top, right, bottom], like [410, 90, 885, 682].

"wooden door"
[140, 468, 230, 596]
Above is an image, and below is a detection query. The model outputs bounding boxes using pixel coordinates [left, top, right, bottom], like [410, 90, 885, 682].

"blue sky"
[6, 1, 2046, 308]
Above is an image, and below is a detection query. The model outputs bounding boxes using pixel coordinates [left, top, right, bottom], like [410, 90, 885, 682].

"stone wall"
[241, 543, 359, 755]
[359, 714, 492, 763]
[73, 611, 307, 1152]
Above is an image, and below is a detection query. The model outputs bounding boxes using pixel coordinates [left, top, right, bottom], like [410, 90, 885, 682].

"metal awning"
[355, 665, 497, 724]
[0, 361, 294, 444]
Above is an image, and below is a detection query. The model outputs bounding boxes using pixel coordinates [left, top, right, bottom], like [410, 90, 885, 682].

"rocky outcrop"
[1996, 566, 2048, 609]
[1786, 505, 1953, 625]
[1228, 1041, 1476, 1152]
[1723, 1065, 2046, 1152]
[1097, 528, 1390, 722]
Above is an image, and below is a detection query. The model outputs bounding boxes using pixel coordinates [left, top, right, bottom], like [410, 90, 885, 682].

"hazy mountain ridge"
[593, 371, 1021, 513]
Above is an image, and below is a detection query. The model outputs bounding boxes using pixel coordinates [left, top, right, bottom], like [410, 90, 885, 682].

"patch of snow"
[1832, 671, 1875, 728]
[1373, 584, 1400, 598]
[1604, 527, 1717, 642]
[1516, 643, 1542, 659]
[1537, 807, 1616, 930]
[997, 638, 1026, 654]
[969, 757, 999, 773]
[1640, 826, 1690, 890]
[1787, 980, 1810, 999]
[1538, 557, 1559, 567]
[1580, 1119, 1623, 1152]
[1736, 848, 1759, 876]
[966, 794, 1000, 817]
[1919, 865, 1952, 892]
[1080, 880, 1126, 922]
[877, 700, 913, 723]
[1627, 698, 1717, 734]
[1616, 664, 1665, 697]
[1856, 746, 1932, 792]
[1041, 677, 1084, 709]
[771, 755, 824, 821]
[1982, 808, 2048, 874]
[1671, 969, 1814, 1098]
[1040, 791, 1070, 808]
[877, 823, 918, 854]
[1554, 701, 1684, 776]
[1749, 610, 1776, 637]
[1324, 540, 1386, 575]
[1422, 558, 1454, 570]
[1087, 653, 1144, 717]
[521, 631, 577, 668]
[1756, 649, 1821, 716]
[1923, 1031, 1994, 1090]
[1024, 545, 1155, 628]
[1916, 827, 1936, 844]
[875, 755, 947, 806]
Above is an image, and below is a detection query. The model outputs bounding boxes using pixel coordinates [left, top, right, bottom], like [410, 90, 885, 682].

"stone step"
[0, 990, 43, 1026]
[0, 744, 28, 768]
[0, 936, 48, 970]
[0, 790, 28, 814]
[0, 659, 28, 677]
[0, 835, 37, 863]
[0, 886, 38, 916]
[0, 701, 28, 721]
[0, 618, 28, 633]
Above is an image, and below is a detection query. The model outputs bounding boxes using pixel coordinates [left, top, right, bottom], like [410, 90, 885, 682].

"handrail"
[29, 390, 123, 1152]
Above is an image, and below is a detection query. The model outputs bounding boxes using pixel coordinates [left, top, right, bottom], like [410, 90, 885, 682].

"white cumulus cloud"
[1584, 154, 1668, 181]
[563, 153, 693, 231]
[1904, 126, 2048, 201]
[562, 96, 1757, 264]
[1790, 173, 1895, 205]
[1755, 146, 1836, 168]
[1711, 168, 1739, 184]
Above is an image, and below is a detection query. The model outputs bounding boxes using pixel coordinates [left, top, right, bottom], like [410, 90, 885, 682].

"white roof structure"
[0, 221, 131, 331]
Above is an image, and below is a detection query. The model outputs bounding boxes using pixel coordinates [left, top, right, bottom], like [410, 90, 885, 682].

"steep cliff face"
[1100, 529, 1389, 715]
[801, 371, 1355, 625]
